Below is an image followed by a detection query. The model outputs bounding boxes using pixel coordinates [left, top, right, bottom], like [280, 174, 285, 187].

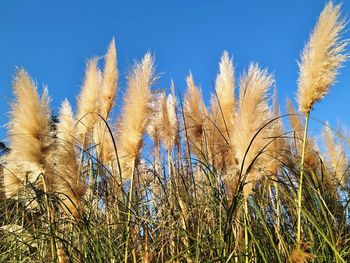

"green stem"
[124, 159, 136, 263]
[296, 111, 310, 245]
[41, 174, 57, 262]
[244, 198, 249, 263]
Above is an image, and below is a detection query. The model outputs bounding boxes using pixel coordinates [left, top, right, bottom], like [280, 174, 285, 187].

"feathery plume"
[76, 58, 101, 139]
[212, 51, 235, 127]
[184, 73, 208, 158]
[56, 99, 76, 146]
[159, 81, 178, 151]
[210, 51, 235, 169]
[100, 38, 118, 119]
[290, 243, 316, 263]
[93, 121, 115, 164]
[297, 2, 348, 114]
[146, 90, 163, 172]
[117, 53, 155, 175]
[52, 99, 85, 217]
[323, 125, 348, 187]
[147, 91, 163, 145]
[3, 69, 54, 198]
[229, 63, 274, 196]
[92, 40, 118, 163]
[265, 88, 285, 175]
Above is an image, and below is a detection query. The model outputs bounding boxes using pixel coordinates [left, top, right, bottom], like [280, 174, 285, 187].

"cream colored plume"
[230, 63, 274, 196]
[57, 99, 76, 145]
[117, 53, 155, 176]
[210, 51, 235, 169]
[51, 99, 85, 217]
[184, 73, 208, 158]
[160, 83, 178, 151]
[93, 120, 115, 164]
[92, 40, 118, 163]
[76, 58, 101, 139]
[147, 91, 163, 145]
[3, 69, 54, 198]
[100, 38, 118, 119]
[297, 2, 348, 114]
[265, 88, 285, 176]
[212, 50, 235, 127]
[323, 125, 348, 187]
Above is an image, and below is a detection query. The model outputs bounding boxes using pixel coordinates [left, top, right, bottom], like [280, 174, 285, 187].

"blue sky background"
[1, 0, 350, 143]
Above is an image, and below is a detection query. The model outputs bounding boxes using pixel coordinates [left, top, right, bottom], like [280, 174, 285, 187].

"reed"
[295, 2, 348, 249]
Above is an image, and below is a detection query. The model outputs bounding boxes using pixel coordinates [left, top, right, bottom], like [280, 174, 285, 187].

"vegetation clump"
[1, 2, 350, 262]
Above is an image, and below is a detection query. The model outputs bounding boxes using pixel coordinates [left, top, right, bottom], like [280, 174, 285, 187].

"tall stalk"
[244, 198, 249, 263]
[124, 159, 136, 263]
[296, 111, 310, 245]
[41, 174, 57, 262]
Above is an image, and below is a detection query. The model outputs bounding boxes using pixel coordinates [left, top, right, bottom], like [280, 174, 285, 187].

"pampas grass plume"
[160, 83, 178, 151]
[184, 73, 208, 157]
[117, 53, 155, 175]
[54, 99, 85, 217]
[76, 58, 101, 138]
[210, 51, 235, 169]
[230, 63, 274, 196]
[100, 38, 118, 119]
[323, 125, 348, 187]
[4, 69, 53, 197]
[297, 2, 348, 114]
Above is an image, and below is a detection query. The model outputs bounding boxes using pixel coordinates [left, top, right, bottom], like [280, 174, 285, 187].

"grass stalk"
[41, 173, 57, 262]
[244, 198, 249, 263]
[124, 159, 136, 263]
[296, 111, 310, 245]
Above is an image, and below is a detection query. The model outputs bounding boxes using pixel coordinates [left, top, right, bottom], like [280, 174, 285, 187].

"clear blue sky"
[1, 0, 350, 142]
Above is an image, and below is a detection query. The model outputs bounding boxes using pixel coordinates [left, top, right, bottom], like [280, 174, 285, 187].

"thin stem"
[124, 159, 136, 263]
[41, 174, 57, 262]
[296, 111, 310, 245]
[244, 198, 249, 263]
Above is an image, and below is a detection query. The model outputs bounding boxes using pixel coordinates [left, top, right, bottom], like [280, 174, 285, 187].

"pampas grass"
[184, 73, 208, 159]
[323, 125, 349, 188]
[3, 69, 54, 198]
[100, 38, 118, 120]
[230, 63, 274, 196]
[54, 100, 85, 217]
[210, 51, 235, 170]
[297, 2, 348, 114]
[93, 40, 118, 165]
[161, 90, 178, 151]
[117, 53, 155, 175]
[1, 3, 350, 262]
[76, 58, 101, 139]
[294, 2, 348, 246]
